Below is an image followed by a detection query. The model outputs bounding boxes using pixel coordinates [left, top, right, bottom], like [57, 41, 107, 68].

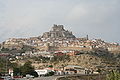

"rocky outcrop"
[41, 24, 76, 38]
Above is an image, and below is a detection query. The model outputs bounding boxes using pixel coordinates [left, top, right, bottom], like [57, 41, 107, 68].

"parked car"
[26, 74, 34, 79]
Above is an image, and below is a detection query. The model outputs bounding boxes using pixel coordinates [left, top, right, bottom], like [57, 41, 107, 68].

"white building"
[64, 65, 88, 74]
[35, 68, 53, 76]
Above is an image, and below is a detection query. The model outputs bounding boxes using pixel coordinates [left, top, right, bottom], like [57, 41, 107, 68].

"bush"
[45, 71, 55, 76]
[106, 70, 120, 80]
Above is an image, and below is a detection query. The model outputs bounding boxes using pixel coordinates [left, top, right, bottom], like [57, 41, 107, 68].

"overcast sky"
[0, 0, 120, 43]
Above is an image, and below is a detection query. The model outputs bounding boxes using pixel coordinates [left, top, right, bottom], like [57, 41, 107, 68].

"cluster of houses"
[1, 36, 120, 53]
[0, 25, 120, 79]
[35, 65, 94, 77]
[0, 25, 120, 53]
[7, 65, 96, 78]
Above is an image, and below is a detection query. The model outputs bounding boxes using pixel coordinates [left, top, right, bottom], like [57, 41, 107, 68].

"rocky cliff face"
[41, 24, 76, 38]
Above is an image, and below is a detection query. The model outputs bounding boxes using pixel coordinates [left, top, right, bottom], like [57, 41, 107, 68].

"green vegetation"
[106, 70, 120, 80]
[30, 55, 70, 64]
[48, 65, 53, 68]
[0, 57, 14, 74]
[21, 45, 34, 53]
[13, 61, 38, 77]
[0, 58, 7, 73]
[32, 56, 50, 63]
[50, 55, 70, 62]
[45, 71, 55, 76]
[1, 47, 10, 52]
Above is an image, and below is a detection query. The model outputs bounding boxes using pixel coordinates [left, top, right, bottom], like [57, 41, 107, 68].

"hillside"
[0, 24, 120, 74]
[51, 51, 120, 72]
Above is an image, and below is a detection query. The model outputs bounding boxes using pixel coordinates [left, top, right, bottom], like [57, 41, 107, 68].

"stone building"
[42, 24, 76, 38]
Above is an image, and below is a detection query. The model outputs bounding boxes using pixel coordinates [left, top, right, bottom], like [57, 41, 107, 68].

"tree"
[45, 71, 55, 76]
[13, 61, 38, 77]
[0, 58, 9, 74]
[20, 61, 38, 77]
[48, 65, 53, 68]
[13, 67, 21, 76]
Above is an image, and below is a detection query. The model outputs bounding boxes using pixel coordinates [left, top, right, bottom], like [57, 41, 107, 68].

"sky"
[0, 0, 120, 43]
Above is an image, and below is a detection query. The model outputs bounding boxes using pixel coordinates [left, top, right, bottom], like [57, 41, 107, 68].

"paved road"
[15, 74, 106, 80]
[15, 76, 61, 80]
[34, 76, 60, 80]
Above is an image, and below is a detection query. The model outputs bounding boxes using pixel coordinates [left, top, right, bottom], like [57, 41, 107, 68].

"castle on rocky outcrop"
[41, 24, 76, 38]
[1, 24, 120, 53]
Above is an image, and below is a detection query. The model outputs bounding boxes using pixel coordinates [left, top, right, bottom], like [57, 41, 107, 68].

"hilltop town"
[0, 25, 120, 79]
[1, 24, 120, 53]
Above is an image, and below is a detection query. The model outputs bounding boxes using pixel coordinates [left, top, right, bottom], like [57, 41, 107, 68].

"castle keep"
[42, 24, 75, 38]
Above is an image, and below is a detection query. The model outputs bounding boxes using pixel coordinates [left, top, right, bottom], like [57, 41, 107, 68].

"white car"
[26, 74, 34, 79]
